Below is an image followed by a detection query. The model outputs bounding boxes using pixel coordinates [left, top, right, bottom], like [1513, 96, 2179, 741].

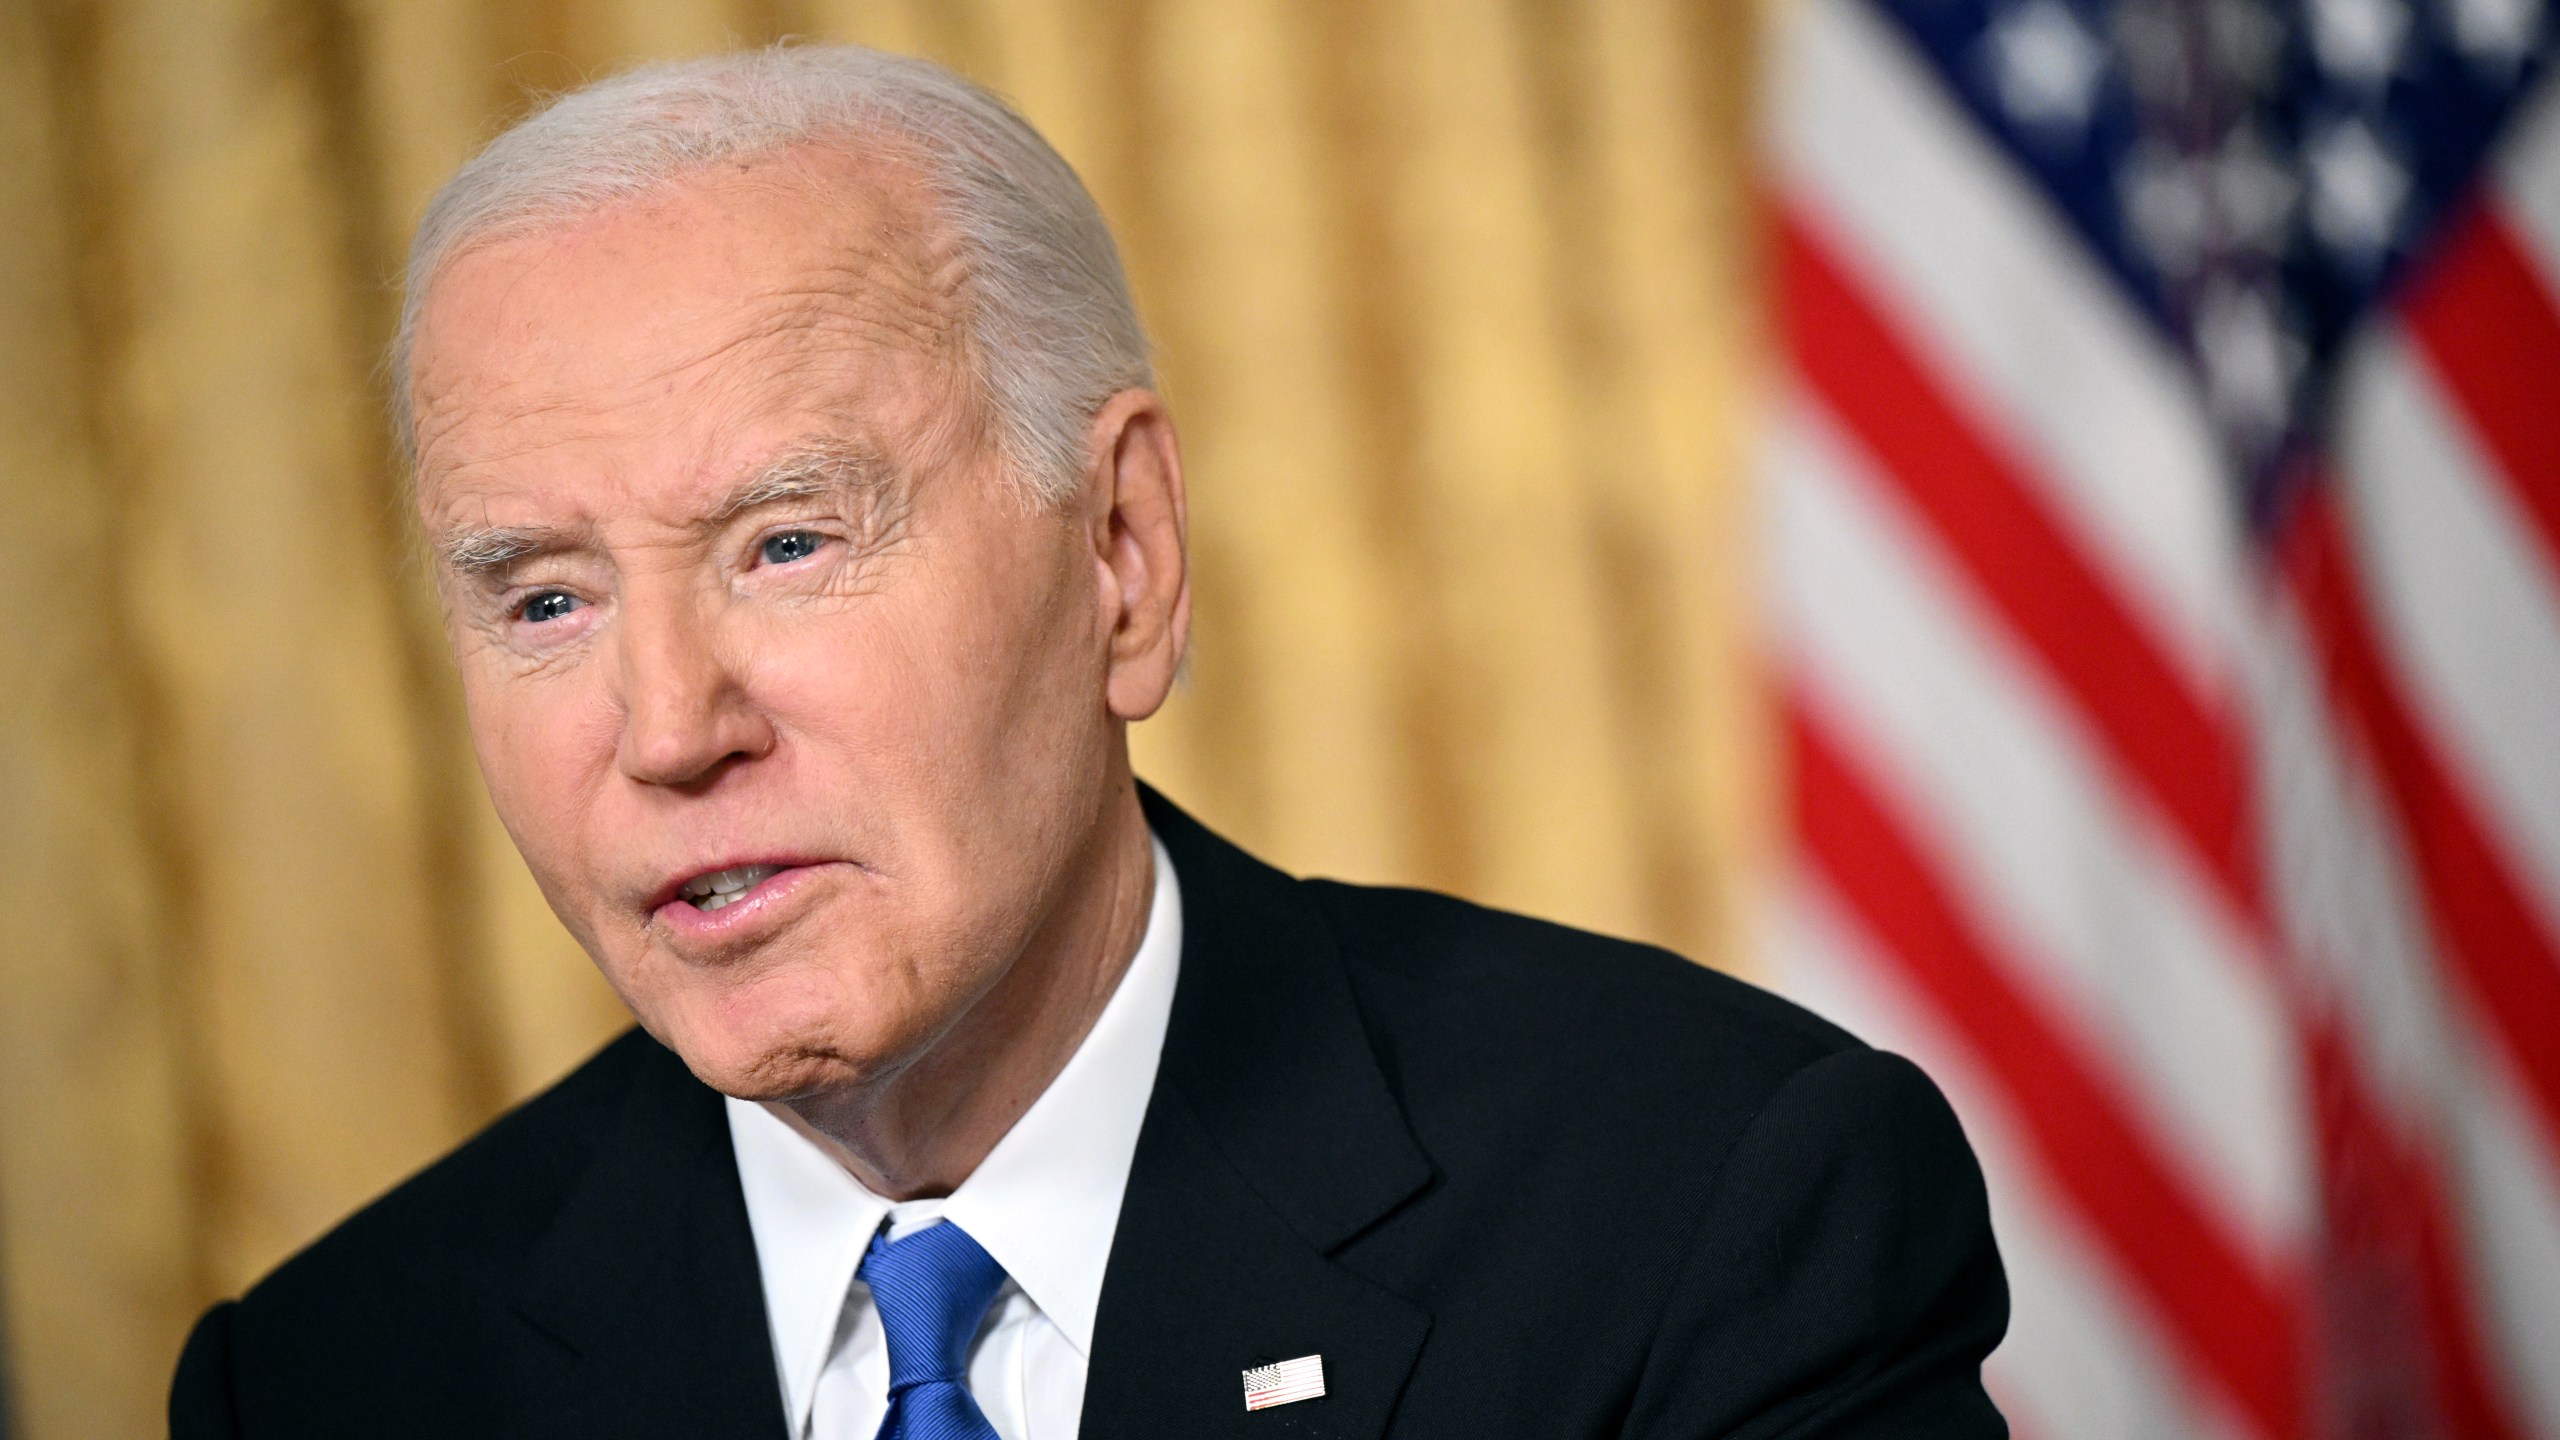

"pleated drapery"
[0, 2, 1764, 1432]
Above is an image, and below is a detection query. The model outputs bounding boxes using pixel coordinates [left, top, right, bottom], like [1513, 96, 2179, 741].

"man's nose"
[611, 593, 775, 788]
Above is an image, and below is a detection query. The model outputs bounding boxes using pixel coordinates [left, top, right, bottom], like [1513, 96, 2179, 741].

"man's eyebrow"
[437, 523, 581, 579]
[706, 443, 888, 524]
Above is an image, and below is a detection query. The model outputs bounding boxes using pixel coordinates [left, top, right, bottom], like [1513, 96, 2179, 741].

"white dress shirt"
[727, 837, 1182, 1440]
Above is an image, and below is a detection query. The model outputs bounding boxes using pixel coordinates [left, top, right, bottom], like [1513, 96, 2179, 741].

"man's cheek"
[475, 708, 599, 904]
[482, 724, 565, 831]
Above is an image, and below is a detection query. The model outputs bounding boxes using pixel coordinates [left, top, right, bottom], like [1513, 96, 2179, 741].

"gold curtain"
[0, 1, 1765, 1432]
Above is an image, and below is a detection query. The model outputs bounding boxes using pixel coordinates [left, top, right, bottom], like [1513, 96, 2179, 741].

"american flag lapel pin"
[1241, 1354, 1326, 1411]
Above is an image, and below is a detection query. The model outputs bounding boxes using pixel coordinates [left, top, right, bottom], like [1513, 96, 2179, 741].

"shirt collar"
[727, 835, 1184, 1434]
[725, 1098, 887, 1436]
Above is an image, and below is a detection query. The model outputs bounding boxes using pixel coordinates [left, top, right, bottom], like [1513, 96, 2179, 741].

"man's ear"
[1082, 388, 1190, 722]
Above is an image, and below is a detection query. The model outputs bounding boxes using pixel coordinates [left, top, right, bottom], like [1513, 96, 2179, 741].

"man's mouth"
[676, 864, 785, 913]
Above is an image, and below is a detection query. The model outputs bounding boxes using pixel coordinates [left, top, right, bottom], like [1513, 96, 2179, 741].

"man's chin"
[644, 1005, 897, 1102]
[625, 953, 910, 1101]
[676, 1039, 866, 1102]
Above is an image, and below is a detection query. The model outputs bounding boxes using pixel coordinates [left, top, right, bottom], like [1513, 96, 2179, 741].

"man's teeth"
[678, 864, 783, 912]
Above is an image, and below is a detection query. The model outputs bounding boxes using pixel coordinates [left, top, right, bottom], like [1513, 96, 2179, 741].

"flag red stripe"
[1778, 202, 2264, 930]
[2400, 202, 2560, 579]
[1790, 696, 2306, 1440]
[2280, 487, 2560, 1159]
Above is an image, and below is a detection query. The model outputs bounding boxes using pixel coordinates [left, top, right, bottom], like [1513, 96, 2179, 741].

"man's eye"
[760, 531, 826, 566]
[519, 591, 583, 624]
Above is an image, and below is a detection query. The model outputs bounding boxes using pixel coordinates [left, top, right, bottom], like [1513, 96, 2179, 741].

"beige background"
[0, 0, 1767, 1432]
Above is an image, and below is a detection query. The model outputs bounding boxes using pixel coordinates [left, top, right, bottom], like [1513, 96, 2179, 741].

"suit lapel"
[1082, 791, 1435, 1440]
[502, 1037, 786, 1440]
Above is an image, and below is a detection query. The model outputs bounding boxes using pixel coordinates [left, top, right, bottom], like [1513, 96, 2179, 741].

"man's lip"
[646, 857, 833, 913]
[649, 862, 841, 945]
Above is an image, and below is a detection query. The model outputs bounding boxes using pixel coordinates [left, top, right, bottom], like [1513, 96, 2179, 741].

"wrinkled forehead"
[406, 143, 976, 504]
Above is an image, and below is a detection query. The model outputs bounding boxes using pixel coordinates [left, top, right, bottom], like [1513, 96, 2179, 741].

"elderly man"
[170, 45, 2006, 1440]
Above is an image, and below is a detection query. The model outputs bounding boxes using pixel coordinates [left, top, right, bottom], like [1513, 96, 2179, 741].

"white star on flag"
[2450, 0, 2545, 68]
[1985, 0, 2109, 135]
[2310, 0, 2413, 85]
[2306, 113, 2412, 262]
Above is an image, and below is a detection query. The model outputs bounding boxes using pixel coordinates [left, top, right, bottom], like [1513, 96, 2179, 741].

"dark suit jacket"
[172, 789, 2007, 1438]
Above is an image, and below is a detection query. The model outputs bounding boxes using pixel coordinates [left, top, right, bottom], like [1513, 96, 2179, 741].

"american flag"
[1241, 1354, 1326, 1411]
[1765, 0, 2560, 1436]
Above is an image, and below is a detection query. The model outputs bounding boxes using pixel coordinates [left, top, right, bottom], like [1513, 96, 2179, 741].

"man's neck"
[773, 776, 1159, 1200]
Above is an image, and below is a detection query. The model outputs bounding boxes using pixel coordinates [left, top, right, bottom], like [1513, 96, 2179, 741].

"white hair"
[392, 45, 1153, 503]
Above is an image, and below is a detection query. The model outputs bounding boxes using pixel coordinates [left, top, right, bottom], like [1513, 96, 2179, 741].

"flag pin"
[1242, 1354, 1326, 1411]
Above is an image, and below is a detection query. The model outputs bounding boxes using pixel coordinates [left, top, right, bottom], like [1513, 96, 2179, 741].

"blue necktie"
[858, 1220, 1009, 1440]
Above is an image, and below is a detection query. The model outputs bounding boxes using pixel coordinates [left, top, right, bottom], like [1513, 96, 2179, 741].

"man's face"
[410, 148, 1126, 1102]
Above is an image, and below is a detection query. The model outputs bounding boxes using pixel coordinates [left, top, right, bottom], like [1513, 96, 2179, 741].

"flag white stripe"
[1776, 879, 2259, 1440]
[1773, 0, 2244, 685]
[2448, 1033, 2560, 1439]
[1773, 393, 2312, 1256]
